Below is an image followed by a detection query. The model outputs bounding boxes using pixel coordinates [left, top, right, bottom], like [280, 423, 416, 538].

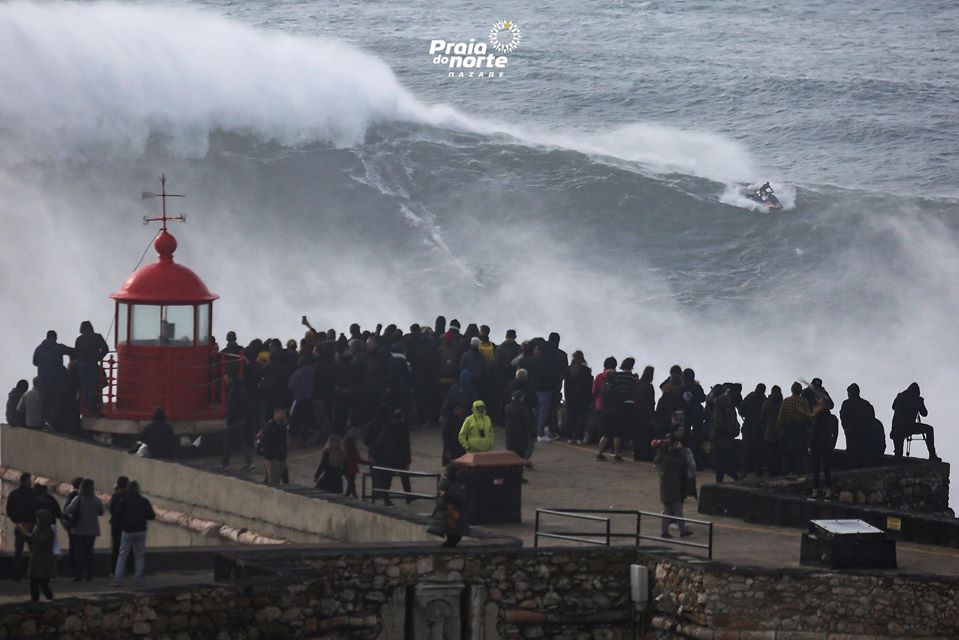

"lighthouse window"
[160, 305, 196, 346]
[131, 305, 162, 345]
[197, 303, 210, 345]
[117, 303, 129, 345]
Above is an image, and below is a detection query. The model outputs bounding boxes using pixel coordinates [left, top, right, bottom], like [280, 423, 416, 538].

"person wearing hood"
[891, 382, 938, 460]
[6, 379, 28, 427]
[739, 383, 767, 475]
[564, 352, 593, 445]
[761, 385, 784, 476]
[25, 509, 56, 601]
[140, 407, 177, 460]
[440, 369, 478, 464]
[32, 330, 74, 424]
[459, 400, 494, 453]
[74, 321, 109, 416]
[632, 366, 657, 460]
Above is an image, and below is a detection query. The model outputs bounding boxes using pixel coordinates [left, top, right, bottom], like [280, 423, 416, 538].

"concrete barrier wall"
[0, 424, 434, 545]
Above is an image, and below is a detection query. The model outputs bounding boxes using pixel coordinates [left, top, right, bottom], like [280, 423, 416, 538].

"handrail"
[361, 466, 441, 503]
[534, 509, 612, 548]
[534, 508, 714, 559]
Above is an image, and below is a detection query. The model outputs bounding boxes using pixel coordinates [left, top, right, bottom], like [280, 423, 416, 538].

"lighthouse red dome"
[111, 230, 218, 303]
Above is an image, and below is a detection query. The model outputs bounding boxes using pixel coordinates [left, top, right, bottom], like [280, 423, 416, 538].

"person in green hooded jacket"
[458, 400, 494, 453]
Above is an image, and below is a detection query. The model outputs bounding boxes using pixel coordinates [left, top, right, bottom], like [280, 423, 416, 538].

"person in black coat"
[6, 472, 36, 581]
[370, 410, 413, 505]
[140, 407, 177, 460]
[564, 352, 593, 444]
[260, 407, 289, 485]
[504, 390, 535, 463]
[108, 476, 130, 572]
[74, 321, 109, 416]
[891, 383, 938, 460]
[739, 384, 767, 475]
[809, 408, 839, 498]
[218, 374, 253, 470]
[839, 383, 875, 468]
[111, 481, 156, 585]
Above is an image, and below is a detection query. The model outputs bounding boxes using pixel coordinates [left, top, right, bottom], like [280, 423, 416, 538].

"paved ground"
[195, 424, 959, 576]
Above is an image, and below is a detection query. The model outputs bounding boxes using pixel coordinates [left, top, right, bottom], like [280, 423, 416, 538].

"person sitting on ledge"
[140, 407, 177, 460]
[891, 383, 939, 461]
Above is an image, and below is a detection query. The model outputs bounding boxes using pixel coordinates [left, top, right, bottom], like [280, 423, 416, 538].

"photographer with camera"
[653, 412, 695, 539]
[458, 400, 494, 453]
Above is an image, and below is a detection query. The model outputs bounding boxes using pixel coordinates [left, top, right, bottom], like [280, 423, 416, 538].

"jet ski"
[743, 184, 783, 210]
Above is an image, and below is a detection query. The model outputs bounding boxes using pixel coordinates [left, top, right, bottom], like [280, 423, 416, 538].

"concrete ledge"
[698, 481, 959, 548]
[0, 424, 511, 546]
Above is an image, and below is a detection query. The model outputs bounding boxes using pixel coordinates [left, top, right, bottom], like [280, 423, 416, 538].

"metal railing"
[361, 466, 441, 503]
[534, 508, 714, 559]
[97, 351, 245, 419]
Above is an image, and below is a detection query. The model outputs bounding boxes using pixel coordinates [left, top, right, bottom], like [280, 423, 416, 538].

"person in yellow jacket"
[458, 400, 494, 453]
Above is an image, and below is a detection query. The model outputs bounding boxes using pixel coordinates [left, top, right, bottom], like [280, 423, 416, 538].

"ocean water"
[0, 2, 957, 502]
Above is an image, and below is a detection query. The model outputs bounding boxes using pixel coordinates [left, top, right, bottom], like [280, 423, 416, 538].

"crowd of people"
[5, 315, 941, 547]
[4, 472, 156, 600]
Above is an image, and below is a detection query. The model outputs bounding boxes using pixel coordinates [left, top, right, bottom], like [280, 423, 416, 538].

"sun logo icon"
[489, 19, 522, 53]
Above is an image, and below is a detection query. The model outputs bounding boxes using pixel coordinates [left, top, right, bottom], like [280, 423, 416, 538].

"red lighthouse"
[88, 177, 231, 437]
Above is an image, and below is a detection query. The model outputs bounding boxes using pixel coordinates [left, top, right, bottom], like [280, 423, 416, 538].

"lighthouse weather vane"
[141, 174, 186, 231]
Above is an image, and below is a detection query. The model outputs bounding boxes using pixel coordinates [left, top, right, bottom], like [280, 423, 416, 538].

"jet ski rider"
[757, 182, 773, 198]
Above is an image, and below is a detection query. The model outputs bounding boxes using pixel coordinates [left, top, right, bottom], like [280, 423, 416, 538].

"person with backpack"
[64, 479, 103, 581]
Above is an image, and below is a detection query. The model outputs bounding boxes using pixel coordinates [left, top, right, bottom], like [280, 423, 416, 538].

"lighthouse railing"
[97, 350, 245, 421]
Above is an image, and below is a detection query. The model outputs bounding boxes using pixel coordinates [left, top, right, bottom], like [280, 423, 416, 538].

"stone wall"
[0, 546, 639, 640]
[3, 545, 957, 639]
[652, 558, 959, 639]
[757, 461, 951, 513]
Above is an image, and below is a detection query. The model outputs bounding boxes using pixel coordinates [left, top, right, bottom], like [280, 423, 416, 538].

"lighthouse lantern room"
[97, 177, 229, 428]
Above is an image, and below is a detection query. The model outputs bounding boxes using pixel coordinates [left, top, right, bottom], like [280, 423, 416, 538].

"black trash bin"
[452, 451, 527, 525]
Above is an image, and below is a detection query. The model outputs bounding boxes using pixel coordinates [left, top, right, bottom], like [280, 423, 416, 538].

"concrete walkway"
[196, 424, 959, 576]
